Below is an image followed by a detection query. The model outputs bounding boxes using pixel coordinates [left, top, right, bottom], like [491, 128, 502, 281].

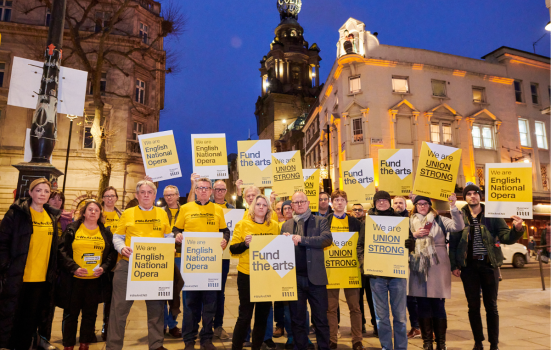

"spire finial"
[277, 0, 302, 21]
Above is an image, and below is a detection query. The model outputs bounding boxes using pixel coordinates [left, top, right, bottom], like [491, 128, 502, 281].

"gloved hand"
[405, 238, 415, 252]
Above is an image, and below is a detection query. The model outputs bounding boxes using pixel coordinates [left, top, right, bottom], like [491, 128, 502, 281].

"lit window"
[472, 125, 482, 148]
[431, 80, 447, 97]
[531, 83, 539, 105]
[89, 72, 107, 95]
[352, 118, 363, 142]
[430, 123, 440, 143]
[135, 79, 145, 104]
[514, 80, 523, 103]
[442, 123, 452, 145]
[0, 62, 5, 87]
[518, 118, 530, 147]
[45, 8, 51, 26]
[0, 0, 12, 22]
[535, 121, 548, 149]
[472, 124, 494, 149]
[476, 167, 485, 186]
[133, 121, 144, 141]
[431, 122, 453, 145]
[392, 76, 409, 93]
[139, 23, 149, 44]
[83, 115, 95, 149]
[349, 76, 361, 94]
[95, 11, 111, 33]
[472, 86, 485, 103]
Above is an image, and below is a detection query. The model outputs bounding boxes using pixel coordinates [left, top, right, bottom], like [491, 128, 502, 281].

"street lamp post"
[62, 114, 78, 193]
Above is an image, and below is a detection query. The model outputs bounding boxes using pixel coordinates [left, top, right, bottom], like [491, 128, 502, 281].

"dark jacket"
[281, 214, 333, 285]
[314, 206, 334, 217]
[163, 204, 181, 255]
[449, 204, 525, 269]
[0, 199, 60, 347]
[56, 221, 118, 309]
[210, 199, 235, 209]
[326, 214, 365, 270]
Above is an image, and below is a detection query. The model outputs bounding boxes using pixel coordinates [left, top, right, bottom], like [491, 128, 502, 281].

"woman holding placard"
[57, 200, 117, 350]
[230, 194, 280, 350]
[409, 195, 464, 350]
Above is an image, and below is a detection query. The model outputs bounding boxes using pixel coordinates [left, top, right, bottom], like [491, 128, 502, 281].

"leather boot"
[418, 318, 434, 350]
[433, 318, 447, 350]
[78, 343, 89, 350]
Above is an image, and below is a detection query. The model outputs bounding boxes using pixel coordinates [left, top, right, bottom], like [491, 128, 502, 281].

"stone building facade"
[0, 0, 166, 217]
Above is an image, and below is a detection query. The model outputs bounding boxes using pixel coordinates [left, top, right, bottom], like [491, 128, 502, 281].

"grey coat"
[408, 207, 465, 299]
[281, 214, 333, 286]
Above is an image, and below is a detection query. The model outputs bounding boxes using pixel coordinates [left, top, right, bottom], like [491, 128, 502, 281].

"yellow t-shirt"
[73, 225, 105, 279]
[115, 206, 172, 261]
[330, 216, 351, 232]
[169, 208, 179, 227]
[103, 210, 120, 232]
[230, 218, 280, 275]
[242, 209, 279, 223]
[175, 202, 227, 232]
[23, 208, 53, 282]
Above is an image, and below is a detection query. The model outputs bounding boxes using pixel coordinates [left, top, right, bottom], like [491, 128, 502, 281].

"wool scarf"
[293, 209, 312, 237]
[409, 212, 439, 281]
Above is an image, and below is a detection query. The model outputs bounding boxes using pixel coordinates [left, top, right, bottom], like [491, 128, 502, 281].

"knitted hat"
[413, 195, 432, 207]
[463, 182, 481, 199]
[373, 190, 391, 206]
[281, 200, 292, 214]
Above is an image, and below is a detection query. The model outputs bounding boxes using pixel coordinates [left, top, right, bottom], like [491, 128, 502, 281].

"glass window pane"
[431, 124, 440, 143]
[537, 135, 544, 148]
[392, 78, 409, 93]
[518, 120, 526, 133]
[84, 127, 94, 148]
[472, 126, 481, 148]
[482, 127, 493, 149]
[535, 122, 543, 135]
[520, 134, 528, 147]
[432, 80, 446, 96]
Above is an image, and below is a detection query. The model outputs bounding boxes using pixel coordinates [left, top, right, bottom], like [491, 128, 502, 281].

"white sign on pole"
[223, 209, 245, 259]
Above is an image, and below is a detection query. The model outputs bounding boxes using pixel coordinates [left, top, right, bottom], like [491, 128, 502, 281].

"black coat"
[56, 221, 118, 309]
[0, 199, 60, 347]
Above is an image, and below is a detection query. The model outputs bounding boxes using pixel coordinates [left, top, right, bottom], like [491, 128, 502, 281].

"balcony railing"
[127, 140, 141, 155]
[136, 0, 161, 16]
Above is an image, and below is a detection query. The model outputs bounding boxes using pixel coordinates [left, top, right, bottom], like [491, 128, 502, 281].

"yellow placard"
[249, 235, 297, 302]
[485, 163, 533, 219]
[303, 169, 320, 212]
[194, 137, 227, 167]
[412, 142, 462, 200]
[341, 159, 376, 203]
[238, 140, 272, 187]
[378, 149, 413, 196]
[130, 241, 174, 282]
[140, 134, 179, 169]
[182, 233, 223, 290]
[222, 209, 245, 259]
[272, 151, 304, 197]
[324, 232, 362, 289]
[364, 215, 409, 278]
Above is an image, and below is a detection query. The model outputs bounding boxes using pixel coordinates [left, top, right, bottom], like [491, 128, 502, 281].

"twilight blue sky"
[159, 0, 550, 197]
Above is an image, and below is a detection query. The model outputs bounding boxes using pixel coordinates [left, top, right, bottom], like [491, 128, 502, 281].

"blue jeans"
[289, 275, 330, 350]
[164, 257, 181, 330]
[214, 260, 230, 329]
[183, 290, 217, 344]
[283, 303, 309, 338]
[370, 278, 408, 350]
[406, 296, 419, 329]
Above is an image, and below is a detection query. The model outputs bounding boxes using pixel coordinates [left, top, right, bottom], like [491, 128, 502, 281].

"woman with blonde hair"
[57, 200, 117, 350]
[230, 194, 280, 350]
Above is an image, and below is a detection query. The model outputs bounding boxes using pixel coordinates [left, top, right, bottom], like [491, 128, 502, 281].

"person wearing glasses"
[280, 191, 332, 350]
[315, 192, 333, 217]
[409, 195, 464, 350]
[57, 200, 117, 350]
[351, 203, 365, 224]
[230, 194, 280, 350]
[325, 190, 364, 350]
[449, 184, 524, 350]
[107, 180, 173, 350]
[174, 178, 230, 350]
[367, 190, 414, 350]
[210, 180, 234, 341]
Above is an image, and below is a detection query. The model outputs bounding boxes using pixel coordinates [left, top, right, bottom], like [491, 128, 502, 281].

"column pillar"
[282, 59, 287, 84]
[315, 65, 320, 87]
[361, 108, 370, 158]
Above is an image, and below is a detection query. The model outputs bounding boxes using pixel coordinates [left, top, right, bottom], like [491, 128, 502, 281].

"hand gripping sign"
[181, 232, 223, 290]
[485, 163, 533, 219]
[378, 149, 413, 196]
[341, 159, 376, 204]
[191, 134, 229, 179]
[126, 237, 175, 300]
[303, 169, 320, 212]
[271, 151, 304, 197]
[413, 142, 462, 200]
[324, 232, 362, 289]
[364, 216, 409, 278]
[138, 130, 182, 181]
[249, 235, 297, 302]
[238, 140, 272, 187]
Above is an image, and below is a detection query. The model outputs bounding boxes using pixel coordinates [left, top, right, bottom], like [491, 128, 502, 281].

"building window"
[132, 121, 144, 141]
[135, 79, 145, 104]
[476, 167, 485, 186]
[392, 76, 409, 93]
[535, 121, 548, 149]
[45, 8, 51, 26]
[472, 124, 494, 149]
[139, 22, 149, 44]
[430, 123, 440, 144]
[431, 80, 447, 97]
[95, 11, 111, 33]
[472, 86, 486, 103]
[0, 62, 5, 87]
[518, 118, 530, 147]
[0, 0, 12, 22]
[542, 165, 549, 191]
[514, 80, 523, 103]
[89, 72, 107, 95]
[83, 115, 95, 149]
[531, 83, 539, 104]
[352, 118, 363, 142]
[349, 76, 361, 94]
[431, 122, 453, 145]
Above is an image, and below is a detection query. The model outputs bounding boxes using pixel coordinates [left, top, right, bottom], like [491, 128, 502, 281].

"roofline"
[481, 46, 550, 60]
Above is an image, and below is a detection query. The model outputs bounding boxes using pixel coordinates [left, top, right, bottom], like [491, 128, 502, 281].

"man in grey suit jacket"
[281, 191, 333, 350]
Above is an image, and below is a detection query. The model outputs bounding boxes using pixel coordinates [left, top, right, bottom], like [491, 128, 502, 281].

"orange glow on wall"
[412, 63, 424, 70]
[325, 85, 333, 96]
[488, 76, 514, 85]
[364, 58, 397, 67]
[334, 66, 343, 79]
[453, 70, 466, 77]
[505, 54, 550, 70]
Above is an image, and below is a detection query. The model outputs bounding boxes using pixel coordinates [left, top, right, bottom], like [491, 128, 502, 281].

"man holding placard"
[449, 184, 525, 350]
[324, 190, 364, 350]
[107, 180, 173, 350]
[174, 178, 230, 350]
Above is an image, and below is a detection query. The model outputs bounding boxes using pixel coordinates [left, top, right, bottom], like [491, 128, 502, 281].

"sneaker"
[214, 327, 229, 340]
[407, 327, 421, 339]
[200, 342, 216, 350]
[352, 341, 364, 350]
[329, 341, 337, 349]
[273, 326, 285, 338]
[184, 342, 195, 350]
[168, 326, 182, 338]
[243, 341, 252, 348]
[264, 339, 277, 350]
[337, 329, 341, 339]
[285, 337, 294, 350]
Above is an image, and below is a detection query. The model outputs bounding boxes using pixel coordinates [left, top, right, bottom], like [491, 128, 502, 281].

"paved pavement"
[48, 262, 550, 350]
